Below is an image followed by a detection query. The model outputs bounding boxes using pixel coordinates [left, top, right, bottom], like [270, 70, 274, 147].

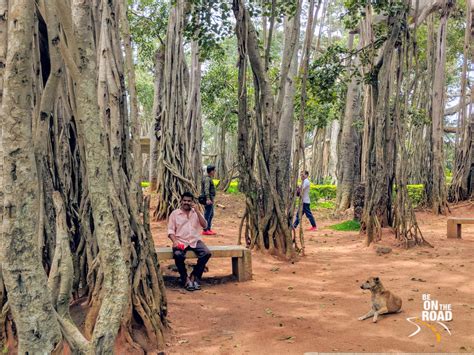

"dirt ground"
[151, 194, 474, 354]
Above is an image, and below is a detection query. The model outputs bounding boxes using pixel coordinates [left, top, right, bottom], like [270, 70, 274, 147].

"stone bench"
[447, 217, 474, 239]
[156, 245, 252, 282]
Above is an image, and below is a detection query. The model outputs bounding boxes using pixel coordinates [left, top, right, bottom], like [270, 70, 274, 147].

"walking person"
[293, 171, 318, 231]
[168, 192, 212, 291]
[201, 165, 217, 235]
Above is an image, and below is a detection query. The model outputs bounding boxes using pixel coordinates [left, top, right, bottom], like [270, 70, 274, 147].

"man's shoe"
[201, 230, 212, 236]
[184, 280, 195, 291]
[193, 280, 201, 290]
[208, 230, 217, 235]
[307, 226, 318, 231]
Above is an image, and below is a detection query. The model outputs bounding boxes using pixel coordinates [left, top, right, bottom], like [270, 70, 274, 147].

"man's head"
[207, 165, 216, 177]
[301, 170, 309, 180]
[180, 191, 194, 211]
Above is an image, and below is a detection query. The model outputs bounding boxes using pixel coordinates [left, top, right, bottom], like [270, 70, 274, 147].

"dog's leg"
[358, 309, 374, 321]
[372, 307, 389, 323]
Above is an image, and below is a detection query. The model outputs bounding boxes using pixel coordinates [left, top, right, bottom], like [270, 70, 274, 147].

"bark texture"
[1, 0, 167, 352]
[233, 0, 301, 258]
[426, 0, 453, 214]
[0, 1, 62, 352]
[154, 0, 201, 219]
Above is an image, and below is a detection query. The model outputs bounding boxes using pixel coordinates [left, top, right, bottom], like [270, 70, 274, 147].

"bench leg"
[447, 221, 462, 239]
[232, 257, 243, 281]
[232, 250, 252, 282]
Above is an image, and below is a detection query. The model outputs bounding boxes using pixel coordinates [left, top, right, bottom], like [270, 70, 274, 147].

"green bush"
[406, 184, 424, 207]
[310, 184, 337, 200]
[226, 180, 239, 194]
[211, 179, 240, 194]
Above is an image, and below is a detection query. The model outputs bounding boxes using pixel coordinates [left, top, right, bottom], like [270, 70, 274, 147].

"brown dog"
[358, 277, 402, 322]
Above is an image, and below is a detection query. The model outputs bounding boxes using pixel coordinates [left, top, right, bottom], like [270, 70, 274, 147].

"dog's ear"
[374, 277, 380, 283]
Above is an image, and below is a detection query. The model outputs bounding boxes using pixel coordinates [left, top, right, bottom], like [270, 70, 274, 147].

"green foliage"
[329, 219, 361, 231]
[310, 184, 337, 200]
[407, 184, 424, 207]
[186, 0, 233, 60]
[212, 179, 239, 194]
[128, 0, 168, 70]
[136, 67, 155, 118]
[304, 43, 348, 129]
[141, 181, 150, 188]
[201, 40, 239, 132]
[246, 0, 299, 20]
[226, 181, 239, 194]
[342, 0, 408, 30]
[408, 107, 430, 126]
[308, 44, 348, 102]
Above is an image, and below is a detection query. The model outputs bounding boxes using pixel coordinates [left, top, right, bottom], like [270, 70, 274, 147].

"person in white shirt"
[293, 171, 317, 231]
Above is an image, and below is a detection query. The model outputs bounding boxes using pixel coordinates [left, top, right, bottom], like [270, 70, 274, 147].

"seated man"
[167, 192, 212, 291]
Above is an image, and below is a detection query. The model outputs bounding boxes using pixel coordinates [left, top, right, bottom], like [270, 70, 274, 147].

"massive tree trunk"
[69, 1, 132, 350]
[233, 0, 300, 257]
[149, 46, 165, 191]
[0, 1, 62, 352]
[216, 120, 228, 181]
[449, 0, 473, 201]
[277, 12, 300, 207]
[186, 38, 203, 187]
[336, 35, 362, 211]
[1, 0, 167, 352]
[427, 0, 452, 214]
[362, 8, 401, 245]
[392, 8, 430, 248]
[154, 0, 199, 219]
[0, 0, 8, 343]
[327, 119, 339, 184]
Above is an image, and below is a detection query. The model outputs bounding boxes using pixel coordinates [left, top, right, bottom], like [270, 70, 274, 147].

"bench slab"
[156, 245, 247, 260]
[447, 217, 474, 239]
[156, 245, 252, 282]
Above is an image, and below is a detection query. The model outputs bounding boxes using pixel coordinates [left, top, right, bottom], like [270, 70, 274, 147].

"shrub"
[406, 184, 424, 207]
[310, 184, 337, 200]
[212, 179, 239, 194]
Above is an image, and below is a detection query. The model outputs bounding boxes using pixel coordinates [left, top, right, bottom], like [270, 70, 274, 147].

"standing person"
[293, 171, 318, 231]
[201, 165, 217, 235]
[168, 192, 212, 291]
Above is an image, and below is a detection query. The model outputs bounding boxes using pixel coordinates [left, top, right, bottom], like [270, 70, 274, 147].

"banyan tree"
[0, 0, 166, 352]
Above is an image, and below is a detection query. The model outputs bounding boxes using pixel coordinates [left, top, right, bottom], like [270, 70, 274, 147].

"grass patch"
[329, 220, 361, 231]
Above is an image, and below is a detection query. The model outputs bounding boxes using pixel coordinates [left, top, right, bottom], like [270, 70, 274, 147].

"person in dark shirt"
[201, 165, 217, 235]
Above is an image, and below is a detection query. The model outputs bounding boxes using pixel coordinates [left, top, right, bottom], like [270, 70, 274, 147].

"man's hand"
[172, 240, 185, 250]
[206, 199, 213, 205]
